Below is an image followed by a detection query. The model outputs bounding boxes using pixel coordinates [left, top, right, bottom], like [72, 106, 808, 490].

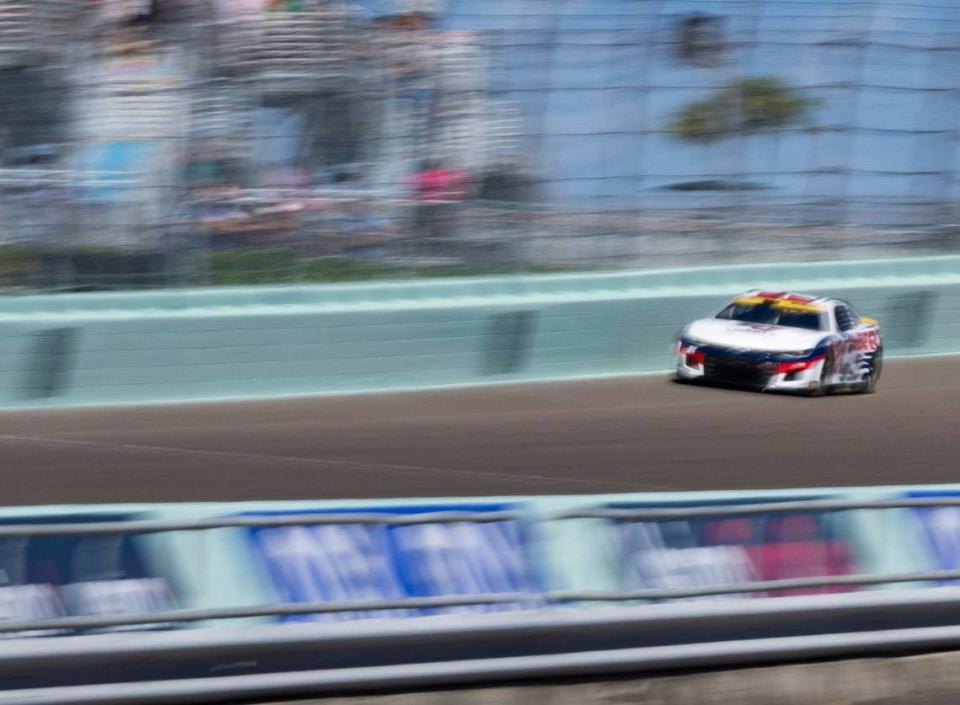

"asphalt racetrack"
[0, 357, 956, 506]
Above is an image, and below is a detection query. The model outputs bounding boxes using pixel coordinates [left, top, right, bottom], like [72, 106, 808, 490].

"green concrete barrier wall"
[1, 255, 959, 408]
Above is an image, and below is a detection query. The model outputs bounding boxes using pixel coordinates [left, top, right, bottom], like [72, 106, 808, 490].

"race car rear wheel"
[856, 349, 883, 394]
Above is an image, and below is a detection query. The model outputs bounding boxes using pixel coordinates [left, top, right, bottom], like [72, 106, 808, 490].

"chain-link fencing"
[0, 0, 958, 291]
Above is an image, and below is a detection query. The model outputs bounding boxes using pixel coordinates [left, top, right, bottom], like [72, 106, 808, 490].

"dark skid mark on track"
[0, 357, 955, 505]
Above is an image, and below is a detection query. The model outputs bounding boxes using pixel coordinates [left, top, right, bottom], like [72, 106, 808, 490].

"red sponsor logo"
[701, 516, 861, 596]
[846, 330, 880, 353]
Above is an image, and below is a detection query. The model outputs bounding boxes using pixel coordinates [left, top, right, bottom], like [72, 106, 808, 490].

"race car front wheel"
[808, 352, 835, 397]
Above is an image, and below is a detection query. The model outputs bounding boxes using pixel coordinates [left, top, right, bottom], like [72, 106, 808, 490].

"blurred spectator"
[394, 0, 444, 19]
[477, 164, 535, 203]
[130, 0, 162, 26]
[373, 10, 437, 147]
[190, 190, 302, 249]
[0, 68, 70, 149]
[408, 160, 469, 201]
[259, 168, 310, 188]
[406, 160, 469, 252]
[102, 27, 155, 57]
[214, 0, 267, 15]
[327, 200, 392, 256]
[0, 143, 69, 246]
[268, 0, 307, 10]
[97, 0, 159, 27]
[183, 157, 242, 192]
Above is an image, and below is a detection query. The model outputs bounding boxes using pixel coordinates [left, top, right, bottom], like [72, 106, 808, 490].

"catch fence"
[0, 2, 958, 288]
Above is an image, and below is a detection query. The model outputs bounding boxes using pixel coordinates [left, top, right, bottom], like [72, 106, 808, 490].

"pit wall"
[0, 254, 958, 408]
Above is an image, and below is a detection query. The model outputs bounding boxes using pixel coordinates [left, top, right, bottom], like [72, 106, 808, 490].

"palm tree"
[670, 76, 818, 143]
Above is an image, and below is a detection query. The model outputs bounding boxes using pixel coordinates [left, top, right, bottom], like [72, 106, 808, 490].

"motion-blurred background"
[1, 0, 959, 291]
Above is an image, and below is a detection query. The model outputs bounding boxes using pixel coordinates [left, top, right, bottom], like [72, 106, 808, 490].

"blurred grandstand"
[0, 0, 958, 290]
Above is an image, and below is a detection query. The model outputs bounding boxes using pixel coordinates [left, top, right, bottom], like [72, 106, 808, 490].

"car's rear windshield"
[716, 301, 826, 331]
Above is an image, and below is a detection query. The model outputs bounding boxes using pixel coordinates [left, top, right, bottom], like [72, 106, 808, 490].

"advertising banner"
[0, 513, 178, 635]
[610, 500, 863, 599]
[900, 491, 960, 583]
[243, 503, 537, 622]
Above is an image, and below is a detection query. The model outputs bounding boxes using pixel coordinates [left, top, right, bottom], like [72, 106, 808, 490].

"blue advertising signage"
[0, 513, 178, 635]
[244, 504, 537, 622]
[902, 491, 960, 581]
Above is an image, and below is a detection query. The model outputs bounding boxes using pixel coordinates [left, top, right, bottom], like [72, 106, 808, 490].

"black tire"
[808, 351, 834, 397]
[857, 349, 883, 394]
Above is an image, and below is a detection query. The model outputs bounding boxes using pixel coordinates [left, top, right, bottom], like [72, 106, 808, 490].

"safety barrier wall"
[0, 255, 958, 407]
[5, 484, 960, 634]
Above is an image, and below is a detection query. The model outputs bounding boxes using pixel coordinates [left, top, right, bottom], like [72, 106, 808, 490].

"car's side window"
[834, 305, 857, 332]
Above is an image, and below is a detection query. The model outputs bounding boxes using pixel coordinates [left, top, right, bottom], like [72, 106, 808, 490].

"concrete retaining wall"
[1, 255, 958, 407]
[271, 650, 960, 705]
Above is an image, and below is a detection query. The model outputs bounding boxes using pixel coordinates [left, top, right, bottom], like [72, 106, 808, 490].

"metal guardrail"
[6, 589, 960, 704]
[6, 571, 960, 636]
[0, 509, 521, 538]
[0, 594, 536, 635]
[555, 571, 960, 602]
[1, 496, 951, 539]
[0, 498, 958, 635]
[1, 498, 960, 699]
[556, 496, 960, 521]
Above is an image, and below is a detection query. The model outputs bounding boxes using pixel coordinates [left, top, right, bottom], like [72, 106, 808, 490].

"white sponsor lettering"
[0, 584, 67, 638]
[621, 522, 757, 599]
[255, 519, 531, 620]
[256, 524, 407, 621]
[62, 578, 176, 617]
[921, 507, 960, 570]
[391, 521, 530, 612]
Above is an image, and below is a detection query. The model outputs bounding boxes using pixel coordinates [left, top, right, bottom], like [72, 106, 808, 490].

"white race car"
[675, 291, 882, 395]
